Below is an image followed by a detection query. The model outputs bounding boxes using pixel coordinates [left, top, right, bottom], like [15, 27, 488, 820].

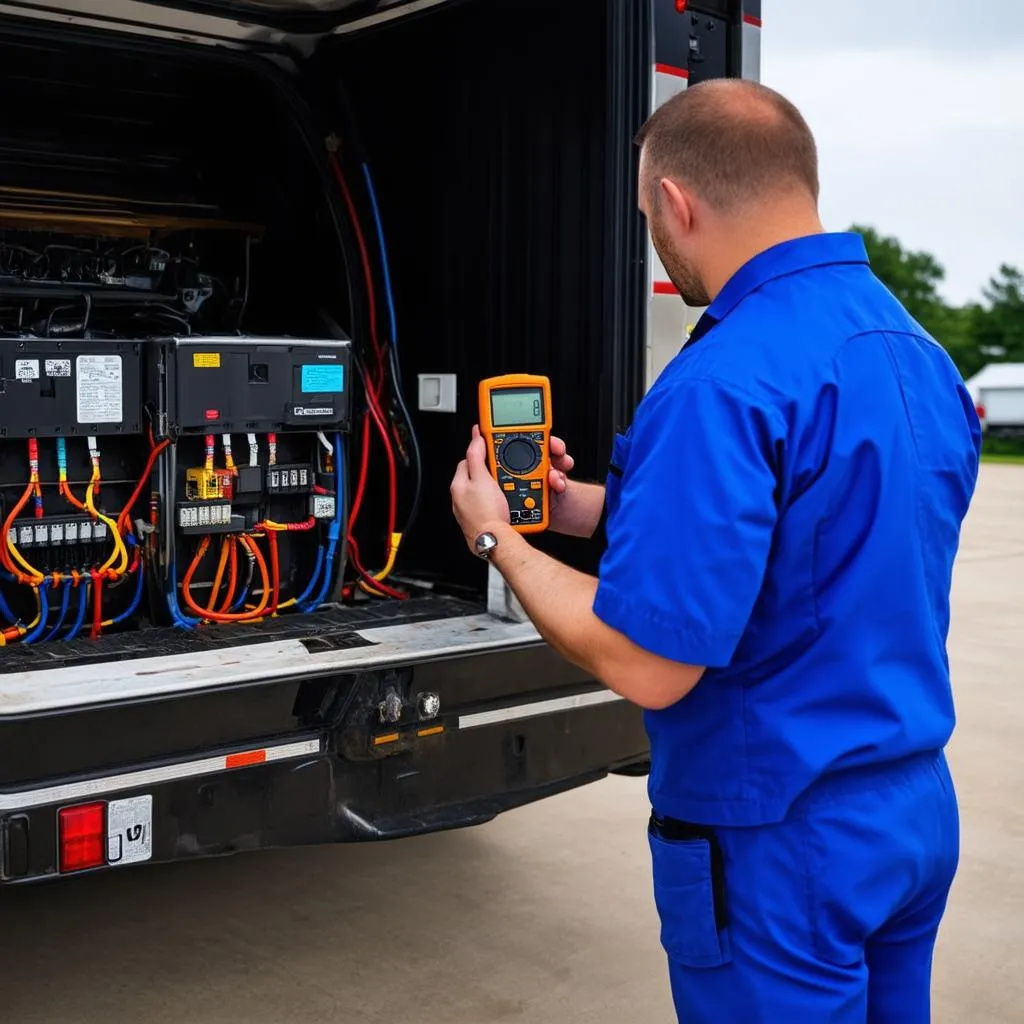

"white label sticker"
[106, 794, 153, 866]
[15, 359, 39, 381]
[45, 358, 71, 378]
[76, 354, 123, 424]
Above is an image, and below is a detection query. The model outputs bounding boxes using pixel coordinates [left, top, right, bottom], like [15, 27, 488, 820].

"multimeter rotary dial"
[497, 435, 542, 476]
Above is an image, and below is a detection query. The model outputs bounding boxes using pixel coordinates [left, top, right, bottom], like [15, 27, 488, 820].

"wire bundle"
[328, 150, 421, 601]
[0, 436, 161, 645]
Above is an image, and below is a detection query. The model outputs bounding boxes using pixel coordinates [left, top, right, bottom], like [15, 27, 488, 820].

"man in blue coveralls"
[450, 79, 981, 1022]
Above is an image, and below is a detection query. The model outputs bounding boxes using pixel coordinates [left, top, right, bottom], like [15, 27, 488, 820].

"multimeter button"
[503, 482, 515, 491]
[530, 481, 542, 490]
[523, 497, 536, 510]
[532, 432, 544, 441]
[499, 437, 540, 474]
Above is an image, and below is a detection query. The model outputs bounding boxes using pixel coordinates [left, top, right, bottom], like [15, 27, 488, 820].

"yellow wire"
[358, 532, 403, 597]
[85, 468, 129, 578]
[6, 534, 44, 584]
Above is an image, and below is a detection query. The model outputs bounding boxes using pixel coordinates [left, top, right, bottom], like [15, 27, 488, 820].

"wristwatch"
[474, 531, 499, 560]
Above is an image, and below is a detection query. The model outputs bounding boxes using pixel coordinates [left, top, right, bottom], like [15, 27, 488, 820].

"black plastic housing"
[155, 337, 352, 436]
[0, 340, 143, 439]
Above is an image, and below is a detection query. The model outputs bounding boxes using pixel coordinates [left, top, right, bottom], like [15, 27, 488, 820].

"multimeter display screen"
[490, 387, 544, 427]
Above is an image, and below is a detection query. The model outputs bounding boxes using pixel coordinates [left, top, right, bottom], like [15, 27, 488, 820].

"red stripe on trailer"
[743, 13, 763, 28]
[655, 63, 689, 80]
[225, 749, 267, 769]
[653, 281, 679, 295]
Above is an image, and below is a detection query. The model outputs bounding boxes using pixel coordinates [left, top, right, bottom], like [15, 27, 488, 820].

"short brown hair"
[634, 80, 819, 211]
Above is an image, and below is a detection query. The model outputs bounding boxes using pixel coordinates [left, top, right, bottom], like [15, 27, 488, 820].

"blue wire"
[22, 579, 51, 646]
[41, 580, 72, 643]
[106, 562, 145, 627]
[167, 562, 201, 629]
[0, 579, 19, 625]
[293, 545, 325, 609]
[230, 580, 250, 613]
[65, 580, 89, 642]
[362, 164, 398, 350]
[300, 434, 345, 614]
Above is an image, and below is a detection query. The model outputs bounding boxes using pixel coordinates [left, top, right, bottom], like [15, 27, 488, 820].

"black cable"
[387, 343, 423, 536]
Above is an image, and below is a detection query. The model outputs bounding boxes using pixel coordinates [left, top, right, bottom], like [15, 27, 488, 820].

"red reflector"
[675, 0, 688, 11]
[205, 409, 219, 421]
[225, 749, 267, 770]
[59, 802, 106, 873]
[976, 404, 986, 419]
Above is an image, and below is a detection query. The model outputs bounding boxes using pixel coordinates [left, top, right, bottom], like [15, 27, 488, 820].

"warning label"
[76, 354, 123, 424]
[15, 359, 39, 381]
[193, 352, 221, 368]
[45, 358, 71, 378]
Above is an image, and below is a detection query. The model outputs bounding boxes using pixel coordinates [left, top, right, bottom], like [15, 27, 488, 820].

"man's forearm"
[550, 481, 606, 539]
[484, 522, 703, 709]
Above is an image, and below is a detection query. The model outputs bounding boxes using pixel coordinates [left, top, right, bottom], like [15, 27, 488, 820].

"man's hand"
[548, 436, 574, 510]
[450, 425, 510, 551]
[546, 436, 606, 539]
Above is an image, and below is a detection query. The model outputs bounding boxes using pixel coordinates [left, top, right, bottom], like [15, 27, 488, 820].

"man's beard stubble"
[649, 217, 712, 309]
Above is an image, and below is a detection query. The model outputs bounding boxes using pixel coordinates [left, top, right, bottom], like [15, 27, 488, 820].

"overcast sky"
[761, 1, 1022, 304]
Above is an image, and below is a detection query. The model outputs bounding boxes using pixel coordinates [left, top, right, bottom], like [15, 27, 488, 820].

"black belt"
[649, 813, 729, 930]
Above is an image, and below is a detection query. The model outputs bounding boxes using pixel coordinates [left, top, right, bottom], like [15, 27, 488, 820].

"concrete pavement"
[1, 464, 1021, 1023]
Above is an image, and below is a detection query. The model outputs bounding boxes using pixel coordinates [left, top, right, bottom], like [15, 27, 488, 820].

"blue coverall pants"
[649, 751, 959, 1023]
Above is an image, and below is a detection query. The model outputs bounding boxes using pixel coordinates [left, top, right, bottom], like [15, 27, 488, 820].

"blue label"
[301, 363, 344, 394]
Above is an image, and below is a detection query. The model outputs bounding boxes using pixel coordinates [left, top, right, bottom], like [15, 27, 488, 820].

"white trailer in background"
[966, 363, 1024, 436]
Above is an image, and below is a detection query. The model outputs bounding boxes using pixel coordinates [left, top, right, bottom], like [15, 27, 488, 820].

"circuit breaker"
[154, 336, 352, 435]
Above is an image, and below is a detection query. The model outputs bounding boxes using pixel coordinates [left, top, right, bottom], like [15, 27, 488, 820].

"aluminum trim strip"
[0, 738, 321, 812]
[0, 615, 543, 717]
[458, 689, 624, 730]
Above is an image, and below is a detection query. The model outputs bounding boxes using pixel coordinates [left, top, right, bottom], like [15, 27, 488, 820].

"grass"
[981, 453, 1024, 465]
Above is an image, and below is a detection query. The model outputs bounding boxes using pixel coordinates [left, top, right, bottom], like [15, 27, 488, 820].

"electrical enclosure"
[156, 337, 352, 435]
[0, 340, 143, 438]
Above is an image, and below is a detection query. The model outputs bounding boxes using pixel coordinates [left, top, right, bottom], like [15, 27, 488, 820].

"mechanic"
[450, 79, 981, 1023]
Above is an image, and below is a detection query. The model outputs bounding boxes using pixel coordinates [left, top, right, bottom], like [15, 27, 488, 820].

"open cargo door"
[0, 0, 459, 49]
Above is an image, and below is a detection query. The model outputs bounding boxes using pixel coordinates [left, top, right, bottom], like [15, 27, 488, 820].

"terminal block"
[9, 515, 108, 549]
[176, 500, 243, 535]
[267, 463, 312, 495]
[185, 468, 234, 501]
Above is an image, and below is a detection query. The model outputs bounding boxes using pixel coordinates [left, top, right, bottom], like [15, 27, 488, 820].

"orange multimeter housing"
[478, 374, 552, 534]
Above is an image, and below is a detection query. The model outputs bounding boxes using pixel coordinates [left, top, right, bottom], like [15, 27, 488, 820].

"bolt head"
[418, 692, 441, 719]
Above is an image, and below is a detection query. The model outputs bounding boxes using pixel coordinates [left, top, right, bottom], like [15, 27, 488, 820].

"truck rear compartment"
[0, 0, 642, 681]
[0, 0, 663, 882]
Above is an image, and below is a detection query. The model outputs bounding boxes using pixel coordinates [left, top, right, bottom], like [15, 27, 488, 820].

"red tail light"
[59, 802, 106, 872]
[976, 404, 986, 420]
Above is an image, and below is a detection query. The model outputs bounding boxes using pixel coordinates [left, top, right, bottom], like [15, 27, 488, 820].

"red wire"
[266, 530, 280, 615]
[347, 536, 406, 601]
[90, 570, 103, 640]
[330, 153, 383, 366]
[118, 438, 171, 535]
[329, 150, 403, 595]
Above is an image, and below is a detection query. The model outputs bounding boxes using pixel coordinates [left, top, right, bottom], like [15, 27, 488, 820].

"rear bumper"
[0, 658, 649, 882]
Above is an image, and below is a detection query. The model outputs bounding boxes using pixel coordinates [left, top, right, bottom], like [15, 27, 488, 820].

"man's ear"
[659, 178, 695, 233]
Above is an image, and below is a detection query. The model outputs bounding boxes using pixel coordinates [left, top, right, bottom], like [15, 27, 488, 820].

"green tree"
[852, 225, 946, 326]
[971, 265, 1024, 366]
[851, 225, 977, 377]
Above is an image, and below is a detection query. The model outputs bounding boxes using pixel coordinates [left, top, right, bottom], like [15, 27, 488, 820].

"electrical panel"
[156, 337, 352, 435]
[0, 340, 143, 438]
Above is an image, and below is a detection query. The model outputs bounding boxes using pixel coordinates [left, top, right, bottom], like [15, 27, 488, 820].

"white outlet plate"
[418, 373, 458, 413]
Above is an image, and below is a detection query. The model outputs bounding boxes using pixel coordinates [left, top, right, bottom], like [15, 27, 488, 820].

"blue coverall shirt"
[594, 232, 982, 828]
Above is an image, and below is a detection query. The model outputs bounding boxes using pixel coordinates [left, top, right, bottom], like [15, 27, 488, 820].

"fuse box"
[155, 336, 352, 435]
[0, 340, 143, 438]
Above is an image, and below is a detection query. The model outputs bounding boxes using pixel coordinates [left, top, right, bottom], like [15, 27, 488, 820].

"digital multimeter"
[478, 374, 552, 534]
